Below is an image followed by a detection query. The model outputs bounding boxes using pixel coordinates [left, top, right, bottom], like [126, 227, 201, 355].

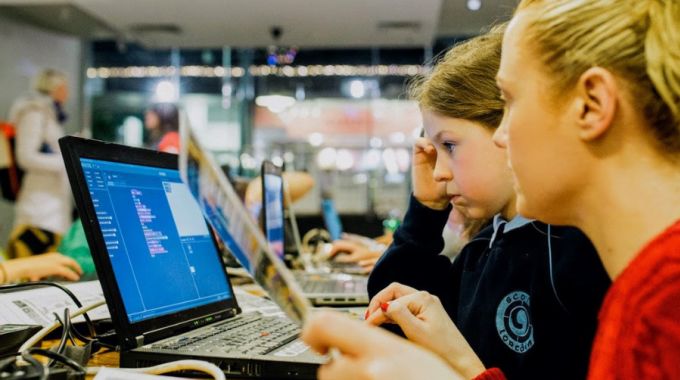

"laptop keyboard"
[295, 274, 368, 294]
[150, 313, 300, 356]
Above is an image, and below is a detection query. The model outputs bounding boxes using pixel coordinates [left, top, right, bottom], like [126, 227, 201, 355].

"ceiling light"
[349, 80, 366, 98]
[317, 147, 337, 170]
[467, 0, 482, 11]
[154, 80, 178, 102]
[336, 149, 355, 171]
[308, 132, 324, 147]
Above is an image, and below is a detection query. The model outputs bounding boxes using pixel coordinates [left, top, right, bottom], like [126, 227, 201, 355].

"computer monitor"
[321, 198, 343, 241]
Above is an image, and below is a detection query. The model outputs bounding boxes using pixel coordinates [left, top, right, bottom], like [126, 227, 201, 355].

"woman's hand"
[302, 310, 464, 380]
[412, 138, 450, 210]
[1, 253, 82, 283]
[365, 283, 486, 379]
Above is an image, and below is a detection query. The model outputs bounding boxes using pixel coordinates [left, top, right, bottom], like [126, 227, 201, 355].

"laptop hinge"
[135, 335, 144, 347]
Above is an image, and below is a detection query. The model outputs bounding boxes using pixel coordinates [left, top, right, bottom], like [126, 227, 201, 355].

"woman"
[302, 0, 680, 379]
[490, 0, 680, 377]
[7, 69, 73, 258]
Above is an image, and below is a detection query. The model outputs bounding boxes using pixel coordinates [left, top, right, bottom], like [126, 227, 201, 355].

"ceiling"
[0, 0, 517, 48]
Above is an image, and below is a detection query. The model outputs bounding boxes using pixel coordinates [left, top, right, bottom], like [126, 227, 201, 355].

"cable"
[547, 224, 568, 312]
[49, 311, 69, 366]
[18, 299, 106, 354]
[19, 350, 46, 380]
[86, 359, 226, 380]
[0, 281, 97, 337]
[25, 348, 86, 378]
[48, 308, 78, 367]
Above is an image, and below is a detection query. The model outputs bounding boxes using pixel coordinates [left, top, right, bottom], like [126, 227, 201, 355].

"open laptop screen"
[80, 158, 232, 323]
[321, 198, 343, 241]
[262, 170, 285, 259]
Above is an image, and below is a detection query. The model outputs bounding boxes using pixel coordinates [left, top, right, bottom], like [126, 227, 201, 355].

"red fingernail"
[364, 309, 370, 319]
[380, 302, 389, 312]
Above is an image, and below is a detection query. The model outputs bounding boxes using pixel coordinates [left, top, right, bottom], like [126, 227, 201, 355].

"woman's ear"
[574, 67, 619, 141]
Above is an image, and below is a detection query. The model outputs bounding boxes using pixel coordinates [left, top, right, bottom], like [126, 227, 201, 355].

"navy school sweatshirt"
[368, 195, 611, 380]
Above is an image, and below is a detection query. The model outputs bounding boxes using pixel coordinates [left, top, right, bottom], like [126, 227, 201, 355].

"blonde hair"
[516, 0, 680, 154]
[34, 69, 67, 95]
[410, 24, 506, 129]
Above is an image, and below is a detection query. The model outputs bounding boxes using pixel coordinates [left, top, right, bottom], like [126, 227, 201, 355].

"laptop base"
[122, 349, 321, 379]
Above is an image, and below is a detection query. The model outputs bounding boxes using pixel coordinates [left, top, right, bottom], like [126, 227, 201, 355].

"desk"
[41, 340, 118, 379]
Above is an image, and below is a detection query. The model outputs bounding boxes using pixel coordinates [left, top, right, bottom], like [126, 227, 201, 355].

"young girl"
[362, 26, 609, 380]
[301, 0, 680, 379]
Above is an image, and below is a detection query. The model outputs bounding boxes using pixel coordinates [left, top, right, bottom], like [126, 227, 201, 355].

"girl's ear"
[574, 67, 619, 141]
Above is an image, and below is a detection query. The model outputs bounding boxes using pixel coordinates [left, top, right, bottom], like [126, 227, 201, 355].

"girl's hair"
[409, 24, 506, 130]
[34, 69, 67, 95]
[516, 0, 680, 155]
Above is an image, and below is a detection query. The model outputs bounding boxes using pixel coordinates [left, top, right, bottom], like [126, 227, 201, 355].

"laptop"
[261, 161, 368, 306]
[320, 198, 342, 242]
[59, 136, 323, 379]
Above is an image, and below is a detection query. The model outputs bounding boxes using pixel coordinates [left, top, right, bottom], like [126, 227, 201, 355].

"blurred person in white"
[7, 69, 73, 258]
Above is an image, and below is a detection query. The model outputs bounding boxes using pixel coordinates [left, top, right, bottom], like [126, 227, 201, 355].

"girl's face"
[493, 14, 589, 224]
[422, 110, 516, 220]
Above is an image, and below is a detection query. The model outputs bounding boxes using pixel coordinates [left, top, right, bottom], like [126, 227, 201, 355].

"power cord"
[18, 300, 106, 353]
[18, 350, 45, 380]
[3, 284, 226, 379]
[49, 309, 72, 366]
[24, 348, 86, 380]
[1, 301, 105, 380]
[87, 359, 226, 380]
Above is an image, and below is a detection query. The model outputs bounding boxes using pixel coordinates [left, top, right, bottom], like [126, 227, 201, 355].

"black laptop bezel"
[59, 136, 240, 349]
[260, 160, 285, 259]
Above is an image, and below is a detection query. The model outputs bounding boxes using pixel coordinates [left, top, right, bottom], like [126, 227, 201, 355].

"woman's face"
[493, 14, 588, 224]
[422, 110, 516, 221]
[51, 82, 69, 104]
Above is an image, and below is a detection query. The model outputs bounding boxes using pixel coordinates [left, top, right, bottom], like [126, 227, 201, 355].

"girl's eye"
[442, 142, 456, 153]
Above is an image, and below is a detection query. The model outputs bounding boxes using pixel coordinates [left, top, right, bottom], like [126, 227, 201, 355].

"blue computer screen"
[80, 158, 232, 323]
[322, 199, 343, 241]
[263, 174, 284, 259]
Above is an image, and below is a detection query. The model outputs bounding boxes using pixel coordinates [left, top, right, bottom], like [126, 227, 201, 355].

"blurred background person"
[144, 103, 179, 153]
[6, 69, 73, 258]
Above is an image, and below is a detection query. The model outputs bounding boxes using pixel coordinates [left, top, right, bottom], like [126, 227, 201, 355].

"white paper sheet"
[0, 280, 110, 326]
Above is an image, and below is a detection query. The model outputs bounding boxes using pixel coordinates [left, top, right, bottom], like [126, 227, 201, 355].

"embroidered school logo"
[496, 291, 534, 353]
